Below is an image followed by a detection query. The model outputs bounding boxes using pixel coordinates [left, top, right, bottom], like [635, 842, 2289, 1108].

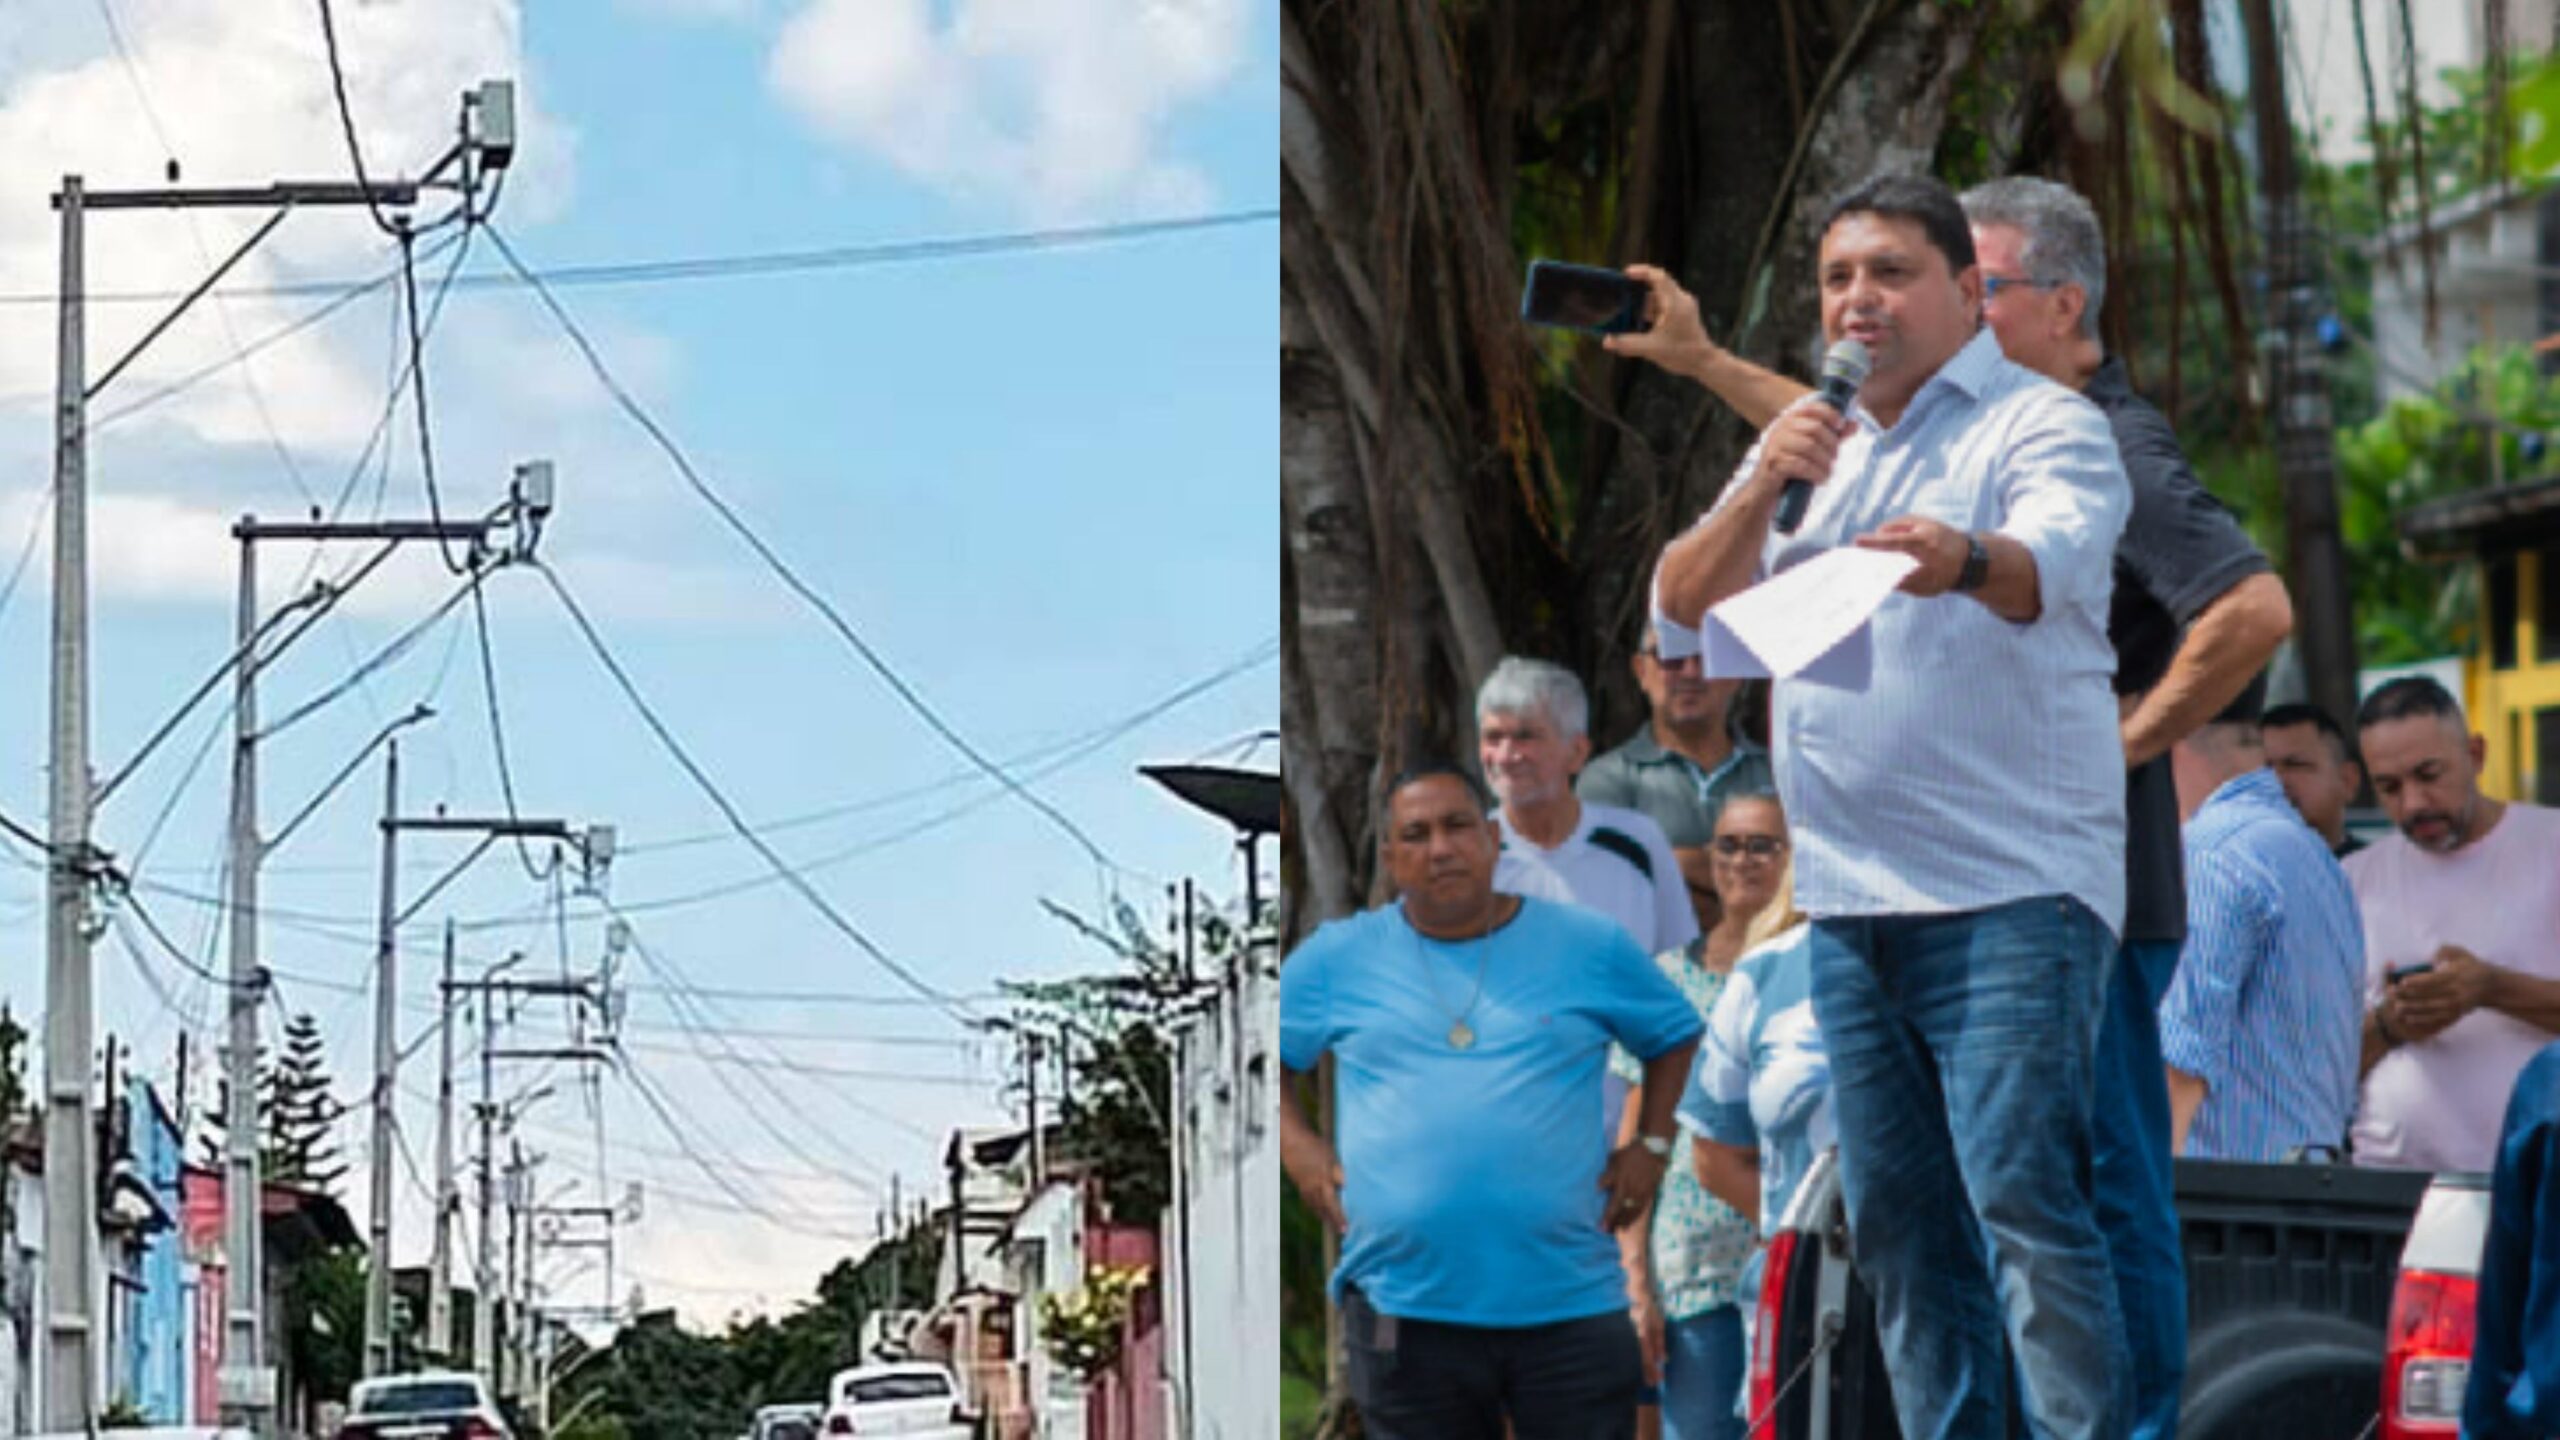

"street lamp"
[1138, 764, 1281, 933]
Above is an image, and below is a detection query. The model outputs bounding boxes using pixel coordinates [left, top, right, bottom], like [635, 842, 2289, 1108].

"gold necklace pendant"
[1448, 1020, 1476, 1051]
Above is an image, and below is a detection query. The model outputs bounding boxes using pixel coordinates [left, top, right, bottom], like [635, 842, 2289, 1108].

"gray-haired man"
[1608, 175, 2292, 1440]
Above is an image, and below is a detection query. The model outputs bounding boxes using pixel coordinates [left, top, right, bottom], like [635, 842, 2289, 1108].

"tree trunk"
[1282, 0, 2009, 933]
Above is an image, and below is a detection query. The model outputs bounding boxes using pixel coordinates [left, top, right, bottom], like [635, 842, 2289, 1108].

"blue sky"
[0, 0, 1274, 1326]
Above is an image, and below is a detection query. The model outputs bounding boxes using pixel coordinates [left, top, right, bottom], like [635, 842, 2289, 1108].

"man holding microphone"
[1643, 174, 2132, 1440]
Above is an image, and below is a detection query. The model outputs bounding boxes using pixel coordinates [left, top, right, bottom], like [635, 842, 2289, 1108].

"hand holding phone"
[1521, 261, 1651, 335]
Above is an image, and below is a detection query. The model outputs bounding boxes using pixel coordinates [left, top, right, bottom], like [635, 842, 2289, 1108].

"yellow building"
[2400, 477, 2560, 802]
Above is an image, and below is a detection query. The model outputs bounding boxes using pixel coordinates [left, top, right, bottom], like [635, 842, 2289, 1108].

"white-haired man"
[1479, 655, 1697, 959]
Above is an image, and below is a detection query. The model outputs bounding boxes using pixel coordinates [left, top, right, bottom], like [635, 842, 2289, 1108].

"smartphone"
[2387, 961, 2436, 982]
[1520, 260, 1650, 335]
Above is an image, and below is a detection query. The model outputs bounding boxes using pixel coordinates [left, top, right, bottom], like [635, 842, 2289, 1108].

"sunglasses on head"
[1712, 835, 1785, 858]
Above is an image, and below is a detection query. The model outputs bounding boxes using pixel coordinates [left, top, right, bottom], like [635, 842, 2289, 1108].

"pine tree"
[270, 1013, 347, 1194]
[194, 1012, 347, 1197]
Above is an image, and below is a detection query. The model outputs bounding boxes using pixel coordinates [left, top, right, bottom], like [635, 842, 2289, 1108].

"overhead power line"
[0, 209, 1279, 307]
[487, 224, 1124, 880]
[531, 559, 976, 1019]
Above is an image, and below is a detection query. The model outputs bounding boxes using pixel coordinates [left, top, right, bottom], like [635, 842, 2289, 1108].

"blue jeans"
[2093, 939, 2185, 1440]
[1809, 896, 2129, 1440]
[1659, 1305, 1744, 1440]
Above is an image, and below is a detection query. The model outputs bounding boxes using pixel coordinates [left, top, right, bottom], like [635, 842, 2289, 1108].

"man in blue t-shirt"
[1281, 761, 1706, 1439]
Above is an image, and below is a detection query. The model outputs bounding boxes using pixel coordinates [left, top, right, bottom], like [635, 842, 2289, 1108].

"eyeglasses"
[1712, 835, 1786, 858]
[1638, 649, 1702, 670]
[1982, 274, 2064, 301]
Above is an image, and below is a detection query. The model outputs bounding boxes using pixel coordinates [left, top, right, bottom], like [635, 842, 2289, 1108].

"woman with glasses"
[1608, 798, 1798, 1440]
[1675, 791, 1832, 1432]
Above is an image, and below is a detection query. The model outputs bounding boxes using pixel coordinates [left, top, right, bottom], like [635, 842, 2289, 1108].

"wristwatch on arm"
[1955, 532, 1991, 593]
[1638, 1132, 1675, 1160]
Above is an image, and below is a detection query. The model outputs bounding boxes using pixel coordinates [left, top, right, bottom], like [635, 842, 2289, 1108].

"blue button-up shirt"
[2158, 766, 2366, 1161]
[1655, 330, 2131, 931]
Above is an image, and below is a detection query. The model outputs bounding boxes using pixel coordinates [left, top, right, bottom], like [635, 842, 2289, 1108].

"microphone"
[1774, 337, 1871, 535]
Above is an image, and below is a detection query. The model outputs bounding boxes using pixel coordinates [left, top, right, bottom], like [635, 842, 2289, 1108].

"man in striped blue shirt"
[2160, 683, 2365, 1161]
[1646, 175, 2131, 1440]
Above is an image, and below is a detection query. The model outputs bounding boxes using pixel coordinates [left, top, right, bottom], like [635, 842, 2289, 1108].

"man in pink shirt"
[2346, 676, 2560, 1173]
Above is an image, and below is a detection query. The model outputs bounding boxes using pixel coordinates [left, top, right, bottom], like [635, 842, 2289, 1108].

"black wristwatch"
[1955, 533, 1991, 592]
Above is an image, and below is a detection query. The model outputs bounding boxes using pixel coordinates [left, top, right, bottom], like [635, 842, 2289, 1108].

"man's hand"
[1599, 1142, 1670, 1232]
[1283, 1128, 1348, 1234]
[1855, 515, 1970, 596]
[2395, 946, 2498, 1037]
[1753, 403, 1856, 501]
[1604, 265, 1716, 375]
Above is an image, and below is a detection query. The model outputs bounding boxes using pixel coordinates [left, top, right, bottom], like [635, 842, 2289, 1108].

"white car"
[337, 1371, 513, 1440]
[821, 1362, 970, 1438]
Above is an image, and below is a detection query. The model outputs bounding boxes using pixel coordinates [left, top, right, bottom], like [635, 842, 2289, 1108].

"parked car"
[2380, 1170, 2491, 1439]
[336, 1370, 513, 1440]
[1751, 1151, 2462, 1439]
[821, 1361, 970, 1439]
[752, 1401, 823, 1440]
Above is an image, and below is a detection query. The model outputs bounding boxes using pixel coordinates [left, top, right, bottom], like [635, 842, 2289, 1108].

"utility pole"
[365, 742, 402, 1378]
[430, 921, 458, 1358]
[886, 1173, 903, 1312]
[42, 171, 99, 1437]
[50, 129, 485, 1434]
[1025, 1033, 1045, 1189]
[224, 520, 265, 1421]
[474, 990, 498, 1386]
[2242, 0, 2359, 727]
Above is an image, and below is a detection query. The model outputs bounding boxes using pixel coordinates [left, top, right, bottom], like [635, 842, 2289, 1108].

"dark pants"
[1343, 1286, 1645, 1439]
[2091, 938, 2187, 1440]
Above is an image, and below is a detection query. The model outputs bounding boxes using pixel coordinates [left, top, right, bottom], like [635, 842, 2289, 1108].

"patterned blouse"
[1611, 943, 1759, 1319]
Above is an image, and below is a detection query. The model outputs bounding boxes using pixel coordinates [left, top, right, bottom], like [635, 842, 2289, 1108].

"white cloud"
[0, 0, 578, 457]
[766, 0, 1249, 220]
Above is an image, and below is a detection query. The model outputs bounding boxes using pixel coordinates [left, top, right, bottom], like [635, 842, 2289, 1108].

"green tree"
[2333, 343, 2560, 663]
[0, 1004, 29, 1130]
[269, 1012, 347, 1193]
[285, 1247, 366, 1407]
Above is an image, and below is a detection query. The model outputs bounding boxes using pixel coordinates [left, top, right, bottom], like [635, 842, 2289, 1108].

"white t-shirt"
[1493, 802, 1699, 957]
[2345, 802, 2560, 1173]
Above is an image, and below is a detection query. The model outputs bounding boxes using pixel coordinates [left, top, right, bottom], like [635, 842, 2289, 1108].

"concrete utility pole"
[430, 922, 459, 1358]
[446, 938, 614, 1389]
[43, 171, 99, 1438]
[2242, 0, 2359, 728]
[475, 990, 499, 1385]
[46, 91, 512, 1434]
[223, 518, 270, 1424]
[1025, 1033, 1045, 1189]
[365, 742, 403, 1378]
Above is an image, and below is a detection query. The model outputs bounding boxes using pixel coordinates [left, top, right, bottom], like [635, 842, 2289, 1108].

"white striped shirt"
[1655, 330, 2130, 931]
[2159, 767, 2365, 1160]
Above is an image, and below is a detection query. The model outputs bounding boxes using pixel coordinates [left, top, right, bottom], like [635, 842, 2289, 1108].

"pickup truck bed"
[1761, 1155, 2439, 1439]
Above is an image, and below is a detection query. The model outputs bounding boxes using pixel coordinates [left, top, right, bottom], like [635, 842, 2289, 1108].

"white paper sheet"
[1699, 547, 1919, 688]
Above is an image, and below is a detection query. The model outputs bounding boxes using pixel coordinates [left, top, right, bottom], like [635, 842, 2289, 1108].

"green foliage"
[2330, 345, 2560, 663]
[1035, 1263, 1149, 1378]
[196, 1010, 348, 1195]
[269, 1012, 346, 1192]
[1279, 1149, 1330, 1438]
[100, 1394, 150, 1428]
[551, 1224, 943, 1439]
[0, 1004, 28, 1129]
[285, 1248, 366, 1406]
[2356, 49, 2560, 206]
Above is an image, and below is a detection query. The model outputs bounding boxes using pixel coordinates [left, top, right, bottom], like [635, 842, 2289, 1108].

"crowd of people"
[1278, 171, 2560, 1440]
